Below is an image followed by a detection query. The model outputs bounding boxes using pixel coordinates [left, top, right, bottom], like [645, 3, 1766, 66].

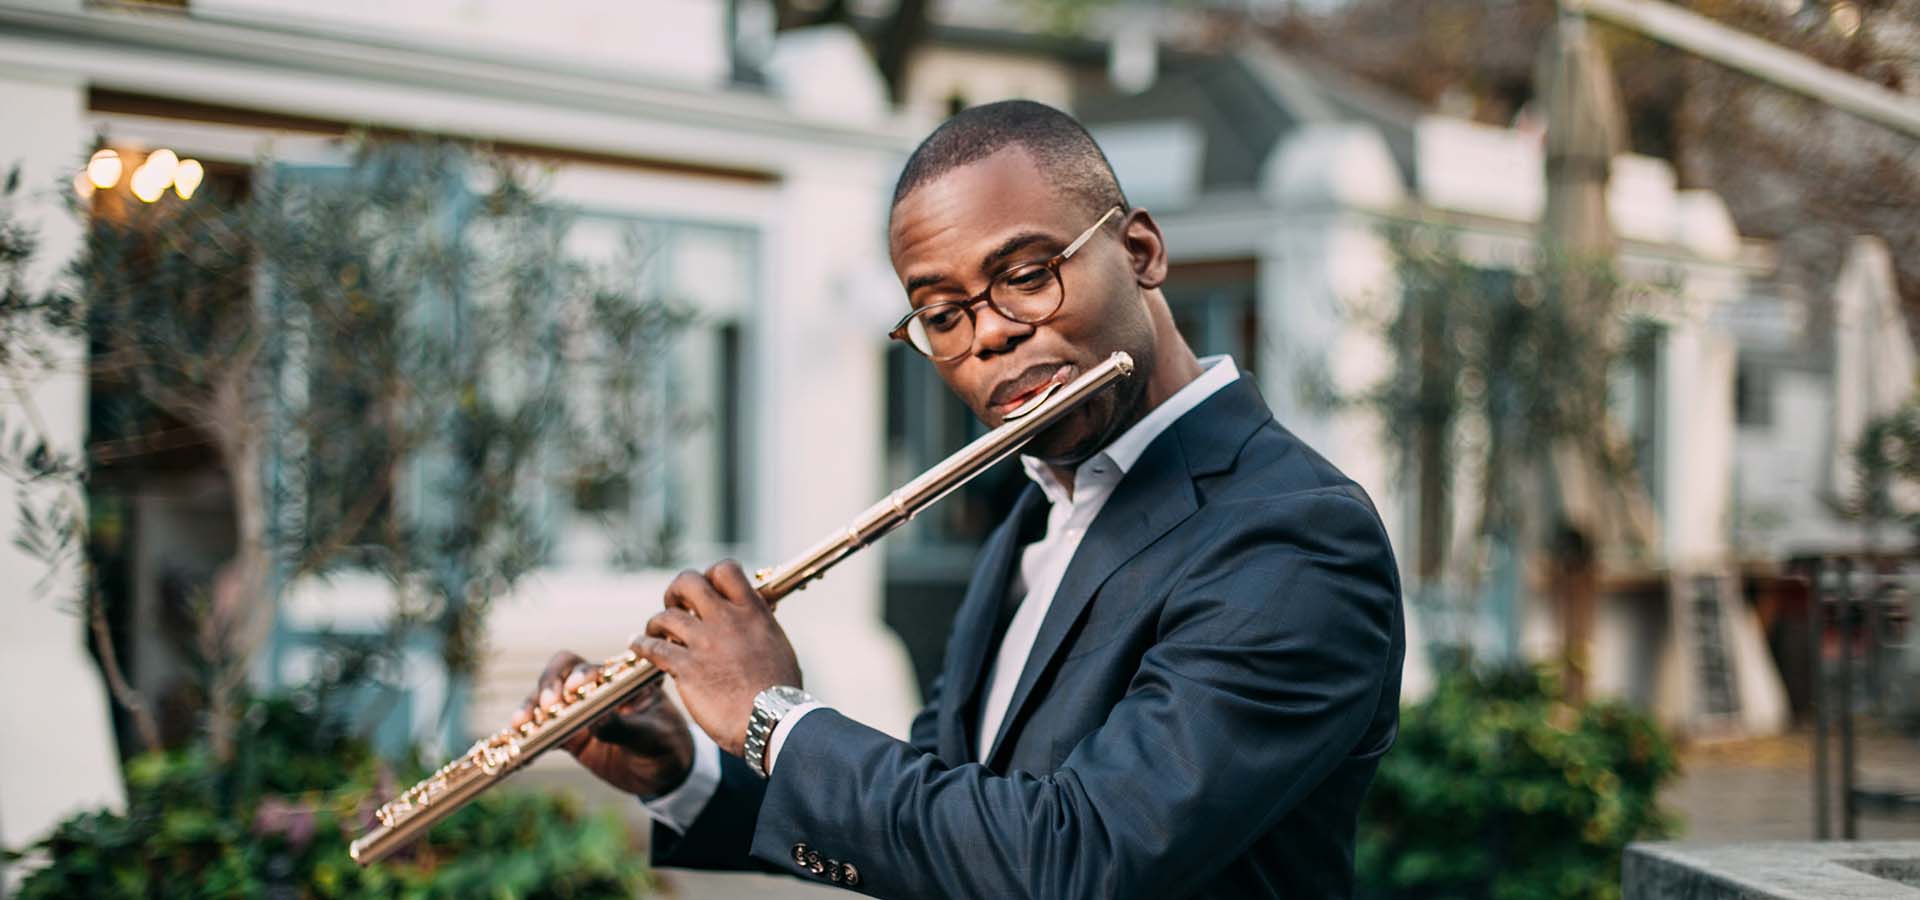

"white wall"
[1735, 369, 1875, 556]
[1255, 124, 1422, 694]
[900, 45, 1078, 128]
[746, 160, 920, 737]
[192, 0, 733, 88]
[0, 69, 126, 869]
[1662, 325, 1739, 567]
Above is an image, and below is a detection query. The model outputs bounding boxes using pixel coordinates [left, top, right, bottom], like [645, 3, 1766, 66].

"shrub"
[5, 695, 653, 898]
[1357, 663, 1679, 900]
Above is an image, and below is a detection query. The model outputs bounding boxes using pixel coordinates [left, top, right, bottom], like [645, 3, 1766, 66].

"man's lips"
[990, 363, 1077, 416]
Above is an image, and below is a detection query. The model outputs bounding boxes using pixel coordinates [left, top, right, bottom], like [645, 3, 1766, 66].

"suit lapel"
[939, 484, 1046, 764]
[983, 430, 1200, 767]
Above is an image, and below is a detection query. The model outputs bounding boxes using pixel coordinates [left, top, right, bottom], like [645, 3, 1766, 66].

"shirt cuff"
[765, 701, 826, 775]
[639, 722, 722, 834]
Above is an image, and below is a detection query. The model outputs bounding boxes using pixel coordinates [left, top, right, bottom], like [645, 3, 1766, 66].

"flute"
[349, 351, 1134, 865]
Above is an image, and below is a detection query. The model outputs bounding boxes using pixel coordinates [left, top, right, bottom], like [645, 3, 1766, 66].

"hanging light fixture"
[129, 160, 169, 203]
[86, 149, 123, 189]
[143, 148, 180, 184]
[82, 146, 206, 203]
[173, 159, 204, 200]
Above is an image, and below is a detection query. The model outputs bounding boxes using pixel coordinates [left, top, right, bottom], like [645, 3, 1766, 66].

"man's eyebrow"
[903, 231, 1060, 304]
[980, 232, 1054, 275]
[905, 273, 946, 296]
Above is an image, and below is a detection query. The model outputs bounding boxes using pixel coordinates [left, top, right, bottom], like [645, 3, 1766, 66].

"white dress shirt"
[643, 356, 1241, 832]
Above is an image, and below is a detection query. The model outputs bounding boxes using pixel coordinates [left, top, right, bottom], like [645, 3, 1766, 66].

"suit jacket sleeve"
[650, 663, 949, 871]
[907, 674, 943, 757]
[649, 747, 776, 872]
[746, 488, 1400, 899]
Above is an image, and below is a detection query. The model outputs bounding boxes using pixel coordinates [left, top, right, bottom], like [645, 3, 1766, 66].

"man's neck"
[1044, 345, 1206, 500]
[1045, 462, 1077, 501]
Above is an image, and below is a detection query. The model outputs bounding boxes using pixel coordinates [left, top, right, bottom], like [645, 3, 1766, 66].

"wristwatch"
[744, 685, 814, 778]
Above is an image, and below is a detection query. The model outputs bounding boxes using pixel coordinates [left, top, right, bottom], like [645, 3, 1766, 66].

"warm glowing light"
[1829, 2, 1861, 36]
[173, 159, 204, 199]
[130, 163, 168, 203]
[74, 171, 96, 200]
[86, 149, 123, 189]
[144, 148, 180, 183]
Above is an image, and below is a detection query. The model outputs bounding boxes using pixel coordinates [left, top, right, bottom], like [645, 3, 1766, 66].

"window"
[883, 343, 1028, 561]
[1164, 259, 1259, 374]
[1612, 321, 1665, 511]
[545, 214, 754, 569]
[1734, 358, 1773, 429]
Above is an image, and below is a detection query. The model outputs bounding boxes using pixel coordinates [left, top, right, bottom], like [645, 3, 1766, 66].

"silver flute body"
[349, 351, 1134, 865]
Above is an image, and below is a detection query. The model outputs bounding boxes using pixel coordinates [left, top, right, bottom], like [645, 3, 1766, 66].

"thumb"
[594, 707, 685, 754]
[561, 725, 593, 757]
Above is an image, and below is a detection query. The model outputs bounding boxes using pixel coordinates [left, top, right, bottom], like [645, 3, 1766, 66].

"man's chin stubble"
[1027, 382, 1146, 469]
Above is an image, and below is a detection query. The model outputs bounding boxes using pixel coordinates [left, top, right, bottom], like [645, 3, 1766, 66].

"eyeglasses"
[889, 206, 1123, 362]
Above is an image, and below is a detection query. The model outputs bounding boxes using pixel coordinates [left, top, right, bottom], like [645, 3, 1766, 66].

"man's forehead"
[888, 147, 1072, 262]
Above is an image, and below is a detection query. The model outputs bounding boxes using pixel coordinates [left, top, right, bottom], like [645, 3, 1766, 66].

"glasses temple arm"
[1060, 206, 1122, 260]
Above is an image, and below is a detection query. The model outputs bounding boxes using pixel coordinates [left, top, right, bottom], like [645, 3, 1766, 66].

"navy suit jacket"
[653, 374, 1405, 899]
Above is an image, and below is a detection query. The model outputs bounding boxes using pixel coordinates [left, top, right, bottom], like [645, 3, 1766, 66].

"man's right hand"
[512, 650, 696, 800]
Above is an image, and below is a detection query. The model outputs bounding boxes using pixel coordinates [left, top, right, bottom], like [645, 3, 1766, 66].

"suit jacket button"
[826, 859, 842, 882]
[791, 843, 809, 866]
[841, 863, 860, 886]
[807, 849, 826, 875]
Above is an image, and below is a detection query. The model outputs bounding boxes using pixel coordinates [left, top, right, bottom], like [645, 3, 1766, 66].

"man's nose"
[971, 302, 1032, 357]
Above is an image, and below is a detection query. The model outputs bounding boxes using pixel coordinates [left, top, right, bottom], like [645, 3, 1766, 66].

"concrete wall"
[0, 67, 126, 873]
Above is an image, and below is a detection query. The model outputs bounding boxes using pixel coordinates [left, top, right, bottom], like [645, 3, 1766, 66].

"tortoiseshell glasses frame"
[889, 206, 1124, 362]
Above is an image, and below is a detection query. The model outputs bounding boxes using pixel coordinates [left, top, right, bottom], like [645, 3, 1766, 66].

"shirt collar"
[1019, 355, 1240, 502]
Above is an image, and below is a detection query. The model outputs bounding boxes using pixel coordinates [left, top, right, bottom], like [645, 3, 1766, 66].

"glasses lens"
[900, 265, 1063, 361]
[990, 265, 1063, 323]
[908, 305, 969, 360]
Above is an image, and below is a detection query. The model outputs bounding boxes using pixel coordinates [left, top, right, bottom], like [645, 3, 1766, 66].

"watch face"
[768, 685, 810, 706]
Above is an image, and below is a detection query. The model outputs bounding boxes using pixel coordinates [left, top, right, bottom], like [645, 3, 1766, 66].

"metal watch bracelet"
[744, 685, 813, 777]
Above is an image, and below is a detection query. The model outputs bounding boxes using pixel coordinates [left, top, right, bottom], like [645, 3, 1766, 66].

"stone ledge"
[1625, 841, 1920, 899]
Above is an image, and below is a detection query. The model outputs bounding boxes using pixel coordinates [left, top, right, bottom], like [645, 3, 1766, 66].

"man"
[516, 100, 1404, 899]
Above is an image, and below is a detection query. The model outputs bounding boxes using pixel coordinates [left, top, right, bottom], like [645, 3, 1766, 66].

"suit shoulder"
[1184, 418, 1399, 581]
[1189, 484, 1391, 565]
[1205, 420, 1380, 515]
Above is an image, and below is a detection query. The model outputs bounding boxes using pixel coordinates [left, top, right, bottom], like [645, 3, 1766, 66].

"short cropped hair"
[891, 100, 1129, 222]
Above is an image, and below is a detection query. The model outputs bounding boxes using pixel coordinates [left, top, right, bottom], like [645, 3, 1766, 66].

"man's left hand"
[630, 560, 803, 759]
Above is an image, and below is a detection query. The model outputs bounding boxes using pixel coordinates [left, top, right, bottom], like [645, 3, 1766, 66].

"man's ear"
[1122, 208, 1169, 290]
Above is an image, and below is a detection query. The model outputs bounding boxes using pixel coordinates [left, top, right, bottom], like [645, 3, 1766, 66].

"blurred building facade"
[1731, 236, 1913, 561]
[0, 0, 925, 855]
[881, 12, 1909, 738]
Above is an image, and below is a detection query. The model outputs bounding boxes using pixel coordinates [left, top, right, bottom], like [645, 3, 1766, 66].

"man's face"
[888, 147, 1155, 464]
